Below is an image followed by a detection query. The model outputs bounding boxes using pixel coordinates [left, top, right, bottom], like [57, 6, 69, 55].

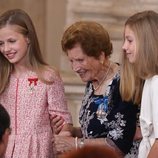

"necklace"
[93, 62, 111, 91]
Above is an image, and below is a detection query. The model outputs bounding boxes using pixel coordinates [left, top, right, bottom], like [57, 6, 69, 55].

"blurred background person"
[60, 145, 118, 158]
[0, 104, 11, 158]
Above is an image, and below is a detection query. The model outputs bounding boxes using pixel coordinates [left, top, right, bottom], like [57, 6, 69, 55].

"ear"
[26, 37, 30, 45]
[99, 51, 106, 64]
[1, 128, 10, 144]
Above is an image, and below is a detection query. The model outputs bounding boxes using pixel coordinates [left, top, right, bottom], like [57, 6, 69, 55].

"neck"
[13, 65, 32, 78]
[93, 62, 111, 91]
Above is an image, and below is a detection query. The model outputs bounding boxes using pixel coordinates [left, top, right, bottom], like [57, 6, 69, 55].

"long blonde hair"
[120, 10, 158, 104]
[130, 10, 158, 79]
[0, 9, 50, 94]
[120, 53, 144, 105]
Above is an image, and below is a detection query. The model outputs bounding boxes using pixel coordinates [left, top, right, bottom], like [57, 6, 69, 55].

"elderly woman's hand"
[54, 136, 75, 154]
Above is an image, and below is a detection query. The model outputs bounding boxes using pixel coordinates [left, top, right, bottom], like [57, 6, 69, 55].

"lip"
[5, 52, 16, 60]
[126, 53, 132, 57]
[77, 70, 87, 76]
[78, 73, 84, 77]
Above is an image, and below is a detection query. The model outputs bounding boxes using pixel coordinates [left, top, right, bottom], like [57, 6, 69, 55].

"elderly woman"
[54, 21, 138, 157]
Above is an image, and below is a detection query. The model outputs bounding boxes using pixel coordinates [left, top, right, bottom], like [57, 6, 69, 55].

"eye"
[69, 59, 73, 63]
[9, 39, 16, 43]
[128, 39, 133, 43]
[126, 37, 133, 43]
[77, 59, 84, 63]
[0, 41, 4, 46]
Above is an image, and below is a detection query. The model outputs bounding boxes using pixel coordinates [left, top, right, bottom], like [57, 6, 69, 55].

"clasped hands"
[50, 114, 75, 154]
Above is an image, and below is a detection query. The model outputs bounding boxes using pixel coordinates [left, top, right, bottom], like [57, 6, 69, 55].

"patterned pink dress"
[0, 70, 72, 158]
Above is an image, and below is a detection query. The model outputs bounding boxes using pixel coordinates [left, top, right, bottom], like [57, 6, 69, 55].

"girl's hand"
[50, 114, 65, 134]
[134, 126, 142, 140]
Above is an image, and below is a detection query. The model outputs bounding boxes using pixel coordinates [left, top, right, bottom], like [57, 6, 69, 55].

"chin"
[80, 77, 88, 83]
[129, 59, 135, 64]
[7, 59, 17, 64]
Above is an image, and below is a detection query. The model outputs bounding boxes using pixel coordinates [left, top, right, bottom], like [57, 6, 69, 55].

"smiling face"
[122, 25, 137, 63]
[0, 25, 29, 66]
[67, 44, 102, 82]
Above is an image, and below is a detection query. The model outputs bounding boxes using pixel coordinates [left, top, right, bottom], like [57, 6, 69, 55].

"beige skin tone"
[50, 115, 72, 136]
[148, 140, 158, 158]
[0, 25, 31, 77]
[53, 44, 122, 157]
[122, 25, 137, 64]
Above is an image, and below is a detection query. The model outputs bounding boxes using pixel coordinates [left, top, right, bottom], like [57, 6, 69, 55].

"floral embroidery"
[107, 112, 126, 140]
[79, 71, 139, 155]
[28, 78, 38, 92]
[80, 73, 119, 138]
[125, 140, 140, 158]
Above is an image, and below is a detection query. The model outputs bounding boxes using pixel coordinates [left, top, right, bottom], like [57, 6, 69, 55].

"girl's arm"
[46, 69, 73, 136]
[134, 126, 142, 140]
[51, 114, 82, 137]
[147, 139, 158, 158]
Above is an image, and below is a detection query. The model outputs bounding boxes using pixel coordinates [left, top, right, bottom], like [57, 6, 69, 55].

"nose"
[71, 61, 80, 72]
[2, 43, 11, 52]
[122, 42, 127, 53]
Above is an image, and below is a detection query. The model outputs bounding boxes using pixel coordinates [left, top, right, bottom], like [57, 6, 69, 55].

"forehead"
[67, 44, 87, 58]
[0, 24, 22, 34]
[0, 25, 23, 39]
[124, 25, 135, 36]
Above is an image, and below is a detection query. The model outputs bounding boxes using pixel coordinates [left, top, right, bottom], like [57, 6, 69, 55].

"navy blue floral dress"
[79, 73, 139, 155]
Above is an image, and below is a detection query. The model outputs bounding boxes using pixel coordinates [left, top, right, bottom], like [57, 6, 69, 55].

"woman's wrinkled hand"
[54, 136, 75, 154]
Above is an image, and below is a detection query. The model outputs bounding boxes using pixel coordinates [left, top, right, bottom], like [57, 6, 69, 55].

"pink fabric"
[0, 70, 72, 158]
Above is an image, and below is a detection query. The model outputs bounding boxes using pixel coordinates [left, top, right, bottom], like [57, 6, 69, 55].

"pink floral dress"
[0, 70, 72, 158]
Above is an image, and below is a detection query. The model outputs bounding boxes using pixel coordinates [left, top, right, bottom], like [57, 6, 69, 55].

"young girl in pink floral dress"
[0, 9, 72, 158]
